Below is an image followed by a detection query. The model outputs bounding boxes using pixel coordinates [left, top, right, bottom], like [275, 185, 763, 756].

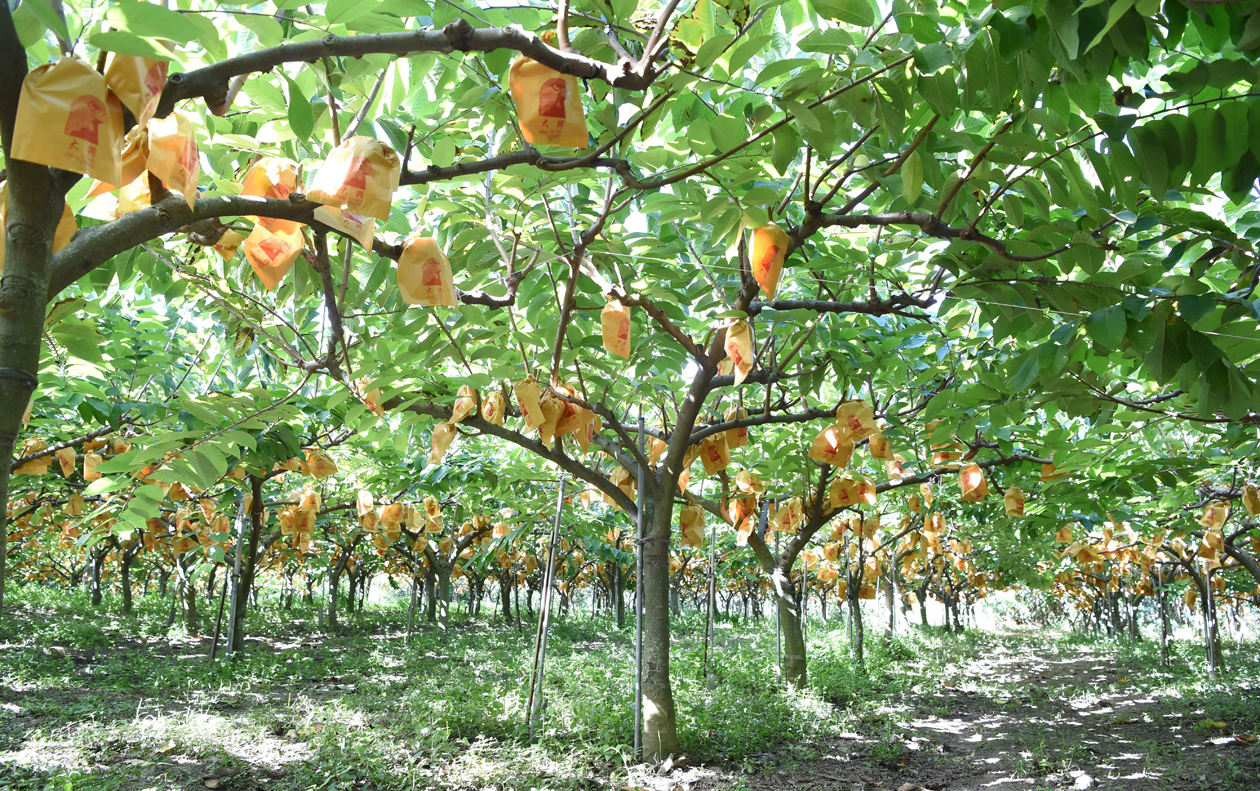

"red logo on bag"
[422, 257, 443, 287]
[266, 181, 291, 200]
[707, 444, 721, 464]
[144, 62, 167, 99]
[344, 156, 373, 189]
[258, 234, 289, 264]
[65, 95, 106, 144]
[617, 319, 629, 342]
[756, 244, 780, 274]
[538, 78, 568, 118]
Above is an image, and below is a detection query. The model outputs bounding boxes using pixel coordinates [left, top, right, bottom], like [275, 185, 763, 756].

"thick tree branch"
[155, 19, 654, 118]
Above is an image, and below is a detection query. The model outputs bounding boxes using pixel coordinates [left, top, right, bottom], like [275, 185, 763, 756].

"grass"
[1, 586, 1257, 790]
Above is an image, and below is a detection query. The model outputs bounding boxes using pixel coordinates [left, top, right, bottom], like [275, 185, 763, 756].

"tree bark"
[640, 493, 677, 759]
[231, 476, 265, 652]
[499, 571, 513, 622]
[0, 4, 63, 618]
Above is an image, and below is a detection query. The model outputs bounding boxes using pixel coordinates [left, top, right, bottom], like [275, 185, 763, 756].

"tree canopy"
[2, 0, 1260, 759]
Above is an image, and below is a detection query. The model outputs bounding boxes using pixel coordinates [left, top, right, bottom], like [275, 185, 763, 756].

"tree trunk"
[120, 551, 134, 615]
[848, 591, 864, 667]
[90, 544, 105, 606]
[0, 23, 64, 614]
[639, 494, 677, 759]
[437, 564, 452, 630]
[773, 570, 807, 688]
[182, 559, 199, 633]
[614, 561, 625, 628]
[424, 567, 436, 623]
[500, 572, 513, 622]
[231, 476, 265, 652]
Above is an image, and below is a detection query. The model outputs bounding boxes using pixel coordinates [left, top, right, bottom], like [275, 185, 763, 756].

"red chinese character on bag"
[538, 78, 568, 118]
[422, 257, 443, 287]
[258, 234, 289, 264]
[65, 95, 106, 144]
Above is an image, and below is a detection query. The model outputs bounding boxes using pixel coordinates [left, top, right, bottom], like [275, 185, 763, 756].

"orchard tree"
[5, 0, 1260, 759]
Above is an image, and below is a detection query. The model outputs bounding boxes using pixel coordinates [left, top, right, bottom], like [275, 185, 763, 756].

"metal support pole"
[224, 491, 247, 658]
[703, 514, 716, 680]
[528, 478, 566, 739]
[633, 416, 645, 759]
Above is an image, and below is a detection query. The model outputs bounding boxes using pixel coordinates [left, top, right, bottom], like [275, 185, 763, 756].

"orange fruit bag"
[147, 112, 200, 207]
[243, 223, 303, 290]
[397, 234, 456, 307]
[13, 57, 123, 185]
[724, 319, 753, 385]
[508, 38, 589, 148]
[601, 299, 631, 359]
[240, 157, 303, 235]
[103, 55, 168, 127]
[307, 136, 400, 221]
[313, 205, 375, 250]
[751, 223, 789, 299]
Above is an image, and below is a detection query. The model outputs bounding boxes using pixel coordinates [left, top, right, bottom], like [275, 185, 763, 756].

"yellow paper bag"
[304, 449, 338, 479]
[959, 464, 988, 502]
[537, 392, 563, 448]
[13, 438, 50, 475]
[482, 391, 507, 426]
[240, 156, 303, 234]
[84, 453, 104, 481]
[725, 406, 749, 450]
[553, 384, 594, 438]
[55, 446, 76, 477]
[147, 112, 200, 207]
[680, 503, 706, 548]
[451, 385, 479, 423]
[601, 299, 632, 359]
[103, 54, 168, 126]
[751, 223, 789, 299]
[735, 469, 765, 494]
[508, 42, 589, 148]
[397, 234, 456, 306]
[13, 57, 123, 185]
[212, 230, 246, 261]
[313, 205, 376, 250]
[1243, 483, 1260, 517]
[86, 124, 148, 198]
[699, 433, 730, 475]
[836, 400, 876, 441]
[429, 422, 457, 466]
[574, 414, 601, 455]
[908, 494, 921, 513]
[728, 493, 756, 533]
[1198, 501, 1229, 529]
[868, 431, 893, 460]
[920, 482, 934, 507]
[606, 466, 636, 510]
[307, 135, 401, 220]
[243, 222, 303, 291]
[0, 182, 76, 273]
[1054, 525, 1073, 543]
[724, 319, 753, 385]
[830, 473, 876, 508]
[514, 376, 544, 430]
[1003, 485, 1025, 517]
[885, 454, 904, 479]
[809, 424, 854, 468]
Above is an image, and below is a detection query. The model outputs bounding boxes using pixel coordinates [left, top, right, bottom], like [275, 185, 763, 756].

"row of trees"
[3, 0, 1260, 758]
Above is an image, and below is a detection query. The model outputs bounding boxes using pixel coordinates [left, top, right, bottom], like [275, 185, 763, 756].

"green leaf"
[88, 30, 181, 63]
[811, 0, 875, 27]
[771, 126, 801, 177]
[1084, 0, 1135, 54]
[28, 0, 69, 45]
[1086, 305, 1127, 350]
[900, 150, 922, 204]
[105, 1, 202, 44]
[1128, 125, 1168, 200]
[1043, 0, 1080, 60]
[285, 75, 314, 142]
[1144, 307, 1187, 384]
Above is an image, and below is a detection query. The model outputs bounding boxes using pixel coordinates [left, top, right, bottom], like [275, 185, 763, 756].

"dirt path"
[661, 639, 1260, 791]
